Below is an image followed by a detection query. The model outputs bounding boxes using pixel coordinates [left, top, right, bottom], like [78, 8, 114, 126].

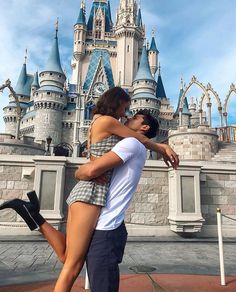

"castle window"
[68, 112, 71, 115]
[42, 73, 44, 76]
[127, 45, 130, 52]
[47, 92, 50, 95]
[71, 98, 74, 102]
[50, 73, 53, 76]
[9, 108, 11, 111]
[95, 30, 101, 39]
[36, 93, 38, 96]
[59, 74, 62, 78]
[60, 94, 63, 97]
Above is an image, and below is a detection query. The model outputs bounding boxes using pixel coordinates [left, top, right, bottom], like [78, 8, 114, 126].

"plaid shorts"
[66, 179, 110, 207]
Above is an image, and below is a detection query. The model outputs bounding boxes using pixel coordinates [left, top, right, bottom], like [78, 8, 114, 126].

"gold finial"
[180, 76, 184, 89]
[24, 48, 28, 64]
[152, 27, 156, 37]
[55, 17, 59, 36]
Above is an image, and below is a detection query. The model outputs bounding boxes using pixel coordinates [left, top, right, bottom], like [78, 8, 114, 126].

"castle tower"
[174, 78, 191, 127]
[115, 0, 144, 90]
[34, 22, 67, 146]
[156, 65, 174, 134]
[131, 44, 160, 118]
[3, 54, 33, 136]
[148, 33, 159, 77]
[71, 0, 87, 86]
[31, 71, 40, 99]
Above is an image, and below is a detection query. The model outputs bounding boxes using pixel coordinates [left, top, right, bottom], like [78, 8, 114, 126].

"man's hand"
[93, 173, 109, 185]
[162, 145, 179, 169]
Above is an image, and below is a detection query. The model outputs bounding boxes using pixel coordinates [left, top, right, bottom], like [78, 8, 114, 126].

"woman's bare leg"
[54, 202, 101, 292]
[39, 209, 72, 263]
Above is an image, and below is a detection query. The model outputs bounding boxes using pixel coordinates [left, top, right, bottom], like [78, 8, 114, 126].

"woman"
[0, 87, 178, 292]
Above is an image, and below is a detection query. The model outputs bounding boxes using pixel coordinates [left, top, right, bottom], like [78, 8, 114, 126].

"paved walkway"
[0, 237, 236, 291]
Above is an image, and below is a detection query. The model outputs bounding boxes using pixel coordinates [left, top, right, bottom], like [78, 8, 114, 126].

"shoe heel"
[27, 191, 40, 210]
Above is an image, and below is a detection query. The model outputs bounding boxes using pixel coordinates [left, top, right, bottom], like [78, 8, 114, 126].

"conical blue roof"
[107, 0, 113, 25]
[76, 7, 86, 25]
[134, 45, 154, 81]
[15, 63, 34, 96]
[87, 1, 112, 32]
[175, 87, 191, 116]
[31, 71, 40, 88]
[137, 8, 142, 26]
[156, 71, 167, 99]
[43, 33, 64, 75]
[149, 36, 159, 53]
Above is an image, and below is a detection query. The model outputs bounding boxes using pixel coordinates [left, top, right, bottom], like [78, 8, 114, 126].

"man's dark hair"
[136, 109, 159, 139]
[93, 87, 131, 118]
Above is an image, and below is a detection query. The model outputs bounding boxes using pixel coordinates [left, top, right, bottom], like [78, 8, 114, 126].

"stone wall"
[169, 126, 218, 161]
[0, 135, 45, 155]
[0, 155, 236, 237]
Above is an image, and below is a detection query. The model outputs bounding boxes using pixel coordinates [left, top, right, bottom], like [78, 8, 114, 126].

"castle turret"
[156, 65, 167, 100]
[174, 78, 191, 127]
[115, 0, 144, 89]
[34, 22, 67, 145]
[148, 34, 159, 76]
[131, 44, 160, 118]
[14, 53, 33, 103]
[3, 54, 33, 136]
[71, 1, 87, 86]
[73, 1, 86, 61]
[31, 71, 40, 98]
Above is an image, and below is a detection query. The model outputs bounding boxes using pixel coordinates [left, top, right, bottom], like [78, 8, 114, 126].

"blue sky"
[0, 0, 236, 133]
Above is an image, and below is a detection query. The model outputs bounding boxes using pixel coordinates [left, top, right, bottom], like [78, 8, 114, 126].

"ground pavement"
[0, 236, 236, 291]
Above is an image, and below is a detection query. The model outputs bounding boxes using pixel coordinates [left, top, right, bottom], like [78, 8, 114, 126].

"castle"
[1, 0, 206, 157]
[0, 0, 236, 237]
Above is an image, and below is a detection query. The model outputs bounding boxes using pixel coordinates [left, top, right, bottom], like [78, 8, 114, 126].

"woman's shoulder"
[93, 115, 117, 123]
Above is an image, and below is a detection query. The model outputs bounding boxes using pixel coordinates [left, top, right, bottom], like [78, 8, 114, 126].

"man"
[75, 110, 179, 292]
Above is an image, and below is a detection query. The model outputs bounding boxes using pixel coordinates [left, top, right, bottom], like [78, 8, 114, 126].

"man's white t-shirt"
[96, 137, 146, 230]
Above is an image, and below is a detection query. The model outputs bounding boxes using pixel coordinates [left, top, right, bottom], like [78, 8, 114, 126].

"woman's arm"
[103, 117, 179, 169]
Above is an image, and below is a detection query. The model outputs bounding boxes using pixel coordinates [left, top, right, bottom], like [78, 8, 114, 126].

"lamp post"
[0, 79, 21, 139]
[45, 136, 52, 156]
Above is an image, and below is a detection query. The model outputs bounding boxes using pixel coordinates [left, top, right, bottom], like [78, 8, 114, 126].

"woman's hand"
[161, 144, 179, 169]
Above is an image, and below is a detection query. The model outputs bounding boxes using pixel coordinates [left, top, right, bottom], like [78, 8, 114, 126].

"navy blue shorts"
[86, 222, 128, 292]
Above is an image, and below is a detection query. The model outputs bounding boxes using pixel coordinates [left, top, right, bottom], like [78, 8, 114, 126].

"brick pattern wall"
[169, 126, 218, 161]
[200, 172, 236, 225]
[0, 164, 34, 223]
[0, 157, 236, 237]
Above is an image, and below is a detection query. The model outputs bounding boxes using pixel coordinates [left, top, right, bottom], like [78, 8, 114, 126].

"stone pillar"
[207, 102, 212, 128]
[33, 156, 67, 229]
[168, 165, 205, 233]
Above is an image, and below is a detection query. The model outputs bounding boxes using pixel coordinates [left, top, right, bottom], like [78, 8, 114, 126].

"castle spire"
[156, 63, 167, 99]
[174, 77, 191, 116]
[134, 44, 154, 81]
[149, 33, 159, 53]
[76, 1, 86, 25]
[31, 71, 40, 88]
[42, 20, 64, 75]
[24, 48, 28, 64]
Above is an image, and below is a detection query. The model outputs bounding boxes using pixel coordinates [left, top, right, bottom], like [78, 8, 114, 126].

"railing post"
[217, 208, 226, 286]
[85, 267, 90, 290]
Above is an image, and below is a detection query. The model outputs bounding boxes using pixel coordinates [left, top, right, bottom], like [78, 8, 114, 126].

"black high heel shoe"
[0, 191, 45, 231]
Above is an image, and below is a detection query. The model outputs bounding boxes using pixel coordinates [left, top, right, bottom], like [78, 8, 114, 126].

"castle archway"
[223, 83, 236, 126]
[178, 76, 210, 126]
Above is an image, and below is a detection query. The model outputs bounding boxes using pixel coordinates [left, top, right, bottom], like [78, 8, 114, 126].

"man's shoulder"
[113, 137, 145, 153]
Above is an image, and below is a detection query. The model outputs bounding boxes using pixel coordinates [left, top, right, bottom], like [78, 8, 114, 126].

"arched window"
[84, 102, 95, 120]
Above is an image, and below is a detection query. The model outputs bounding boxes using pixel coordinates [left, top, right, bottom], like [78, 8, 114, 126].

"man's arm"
[75, 151, 123, 181]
